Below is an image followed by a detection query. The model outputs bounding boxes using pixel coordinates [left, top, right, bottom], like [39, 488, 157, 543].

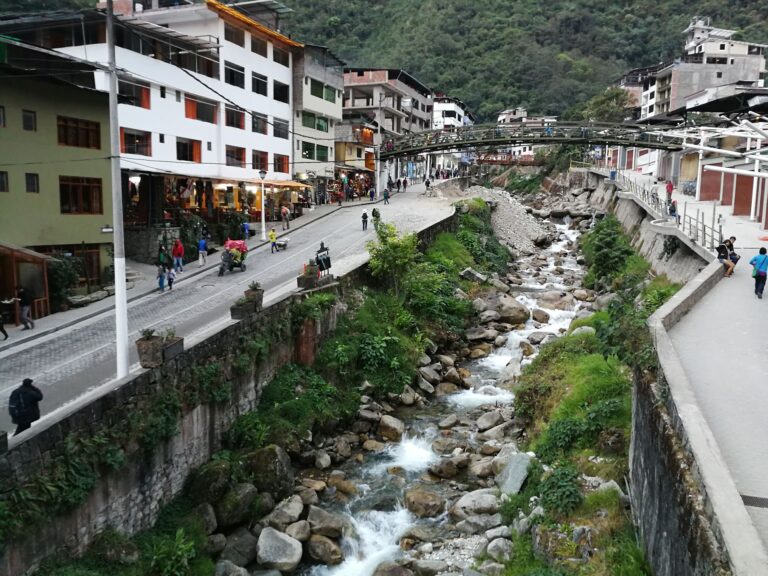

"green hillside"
[282, 0, 768, 120]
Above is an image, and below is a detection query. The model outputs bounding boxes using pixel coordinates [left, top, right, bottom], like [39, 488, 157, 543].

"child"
[157, 265, 166, 292]
[167, 267, 176, 290]
[269, 228, 278, 253]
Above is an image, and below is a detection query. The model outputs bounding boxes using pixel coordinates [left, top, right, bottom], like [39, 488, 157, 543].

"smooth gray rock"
[400, 384, 417, 405]
[220, 527, 258, 567]
[308, 534, 344, 565]
[378, 415, 405, 441]
[495, 294, 530, 324]
[419, 366, 441, 384]
[485, 525, 511, 540]
[417, 376, 435, 395]
[207, 533, 227, 555]
[460, 267, 488, 283]
[285, 520, 311, 542]
[412, 559, 449, 576]
[215, 483, 258, 529]
[486, 538, 514, 563]
[438, 413, 459, 429]
[256, 527, 303, 572]
[451, 489, 500, 519]
[405, 487, 445, 518]
[478, 560, 505, 576]
[456, 513, 503, 534]
[262, 495, 304, 531]
[214, 560, 249, 576]
[476, 411, 503, 432]
[315, 450, 332, 470]
[195, 502, 217, 535]
[571, 326, 596, 336]
[240, 445, 294, 499]
[307, 505, 344, 538]
[472, 298, 488, 312]
[479, 309, 501, 323]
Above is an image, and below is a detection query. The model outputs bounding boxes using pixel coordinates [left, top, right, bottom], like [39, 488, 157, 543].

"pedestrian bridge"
[380, 122, 689, 159]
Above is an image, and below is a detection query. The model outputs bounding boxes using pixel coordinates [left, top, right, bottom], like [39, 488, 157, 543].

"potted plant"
[230, 296, 255, 320]
[244, 280, 264, 310]
[297, 259, 319, 290]
[136, 327, 184, 368]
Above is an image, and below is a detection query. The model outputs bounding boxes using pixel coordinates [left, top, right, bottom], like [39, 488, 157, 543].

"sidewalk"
[0, 192, 394, 353]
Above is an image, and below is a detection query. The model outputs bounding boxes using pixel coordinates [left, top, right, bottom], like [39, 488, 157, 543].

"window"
[274, 153, 289, 173]
[720, 43, 726, 50]
[224, 23, 245, 47]
[717, 71, 723, 78]
[0, 106, 5, 127]
[273, 81, 289, 103]
[120, 128, 152, 156]
[224, 61, 245, 88]
[323, 85, 336, 103]
[317, 145, 328, 162]
[185, 96, 218, 124]
[0, 171, 7, 192]
[251, 36, 267, 57]
[59, 176, 102, 214]
[207, 141, 212, 151]
[225, 145, 246, 168]
[252, 112, 268, 134]
[57, 116, 101, 149]
[26, 173, 39, 193]
[176, 90, 181, 102]
[273, 47, 289, 67]
[22, 110, 36, 131]
[176, 137, 201, 162]
[310, 79, 324, 98]
[273, 118, 289, 139]
[301, 111, 328, 132]
[356, 148, 362, 159]
[160, 86, 166, 98]
[252, 149, 268, 171]
[225, 105, 245, 129]
[159, 134, 165, 143]
[119, 81, 151, 109]
[252, 72, 268, 96]
[302, 141, 315, 159]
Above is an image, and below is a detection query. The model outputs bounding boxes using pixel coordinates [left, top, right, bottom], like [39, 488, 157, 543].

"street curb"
[0, 192, 397, 353]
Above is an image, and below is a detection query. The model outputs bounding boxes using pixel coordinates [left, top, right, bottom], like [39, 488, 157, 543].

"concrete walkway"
[616, 169, 768, 550]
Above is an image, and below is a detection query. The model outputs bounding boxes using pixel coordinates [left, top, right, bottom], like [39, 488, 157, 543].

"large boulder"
[194, 503, 218, 535]
[476, 411, 503, 432]
[241, 445, 294, 499]
[537, 290, 575, 311]
[443, 367, 464, 385]
[487, 538, 514, 563]
[215, 560, 250, 576]
[531, 308, 550, 323]
[404, 487, 445, 518]
[215, 483, 258, 529]
[256, 527, 303, 572]
[308, 534, 344, 565]
[456, 513, 503, 534]
[451, 489, 500, 519]
[262, 495, 304, 531]
[285, 520, 311, 542]
[220, 527, 258, 567]
[411, 559, 449, 576]
[419, 366, 441, 385]
[429, 459, 458, 479]
[479, 309, 501, 323]
[188, 460, 232, 504]
[373, 562, 414, 576]
[495, 294, 530, 325]
[378, 415, 405, 441]
[307, 505, 344, 538]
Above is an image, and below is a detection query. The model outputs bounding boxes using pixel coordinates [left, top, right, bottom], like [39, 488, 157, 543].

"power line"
[0, 154, 376, 168]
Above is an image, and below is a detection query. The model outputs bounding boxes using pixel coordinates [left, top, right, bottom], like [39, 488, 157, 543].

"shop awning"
[261, 180, 312, 188]
[335, 164, 374, 173]
[0, 240, 53, 261]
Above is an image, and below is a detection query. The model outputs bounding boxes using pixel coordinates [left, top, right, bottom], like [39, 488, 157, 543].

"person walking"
[665, 180, 674, 204]
[396, 179, 401, 193]
[0, 306, 8, 341]
[15, 286, 34, 330]
[242, 219, 251, 240]
[167, 267, 176, 291]
[158, 245, 169, 270]
[8, 378, 43, 436]
[157, 264, 166, 292]
[716, 240, 735, 277]
[198, 236, 207, 267]
[269, 228, 278, 253]
[362, 209, 369, 231]
[750, 247, 768, 298]
[281, 205, 291, 230]
[172, 239, 185, 272]
[383, 188, 390, 205]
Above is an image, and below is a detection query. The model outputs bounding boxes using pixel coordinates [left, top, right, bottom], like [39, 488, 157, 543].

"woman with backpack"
[750, 247, 768, 298]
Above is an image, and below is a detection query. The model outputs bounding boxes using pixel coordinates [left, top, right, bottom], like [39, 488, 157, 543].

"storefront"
[0, 241, 51, 324]
[334, 165, 374, 201]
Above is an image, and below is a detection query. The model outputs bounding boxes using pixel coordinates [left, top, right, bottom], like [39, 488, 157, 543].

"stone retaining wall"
[0, 209, 458, 576]
[585, 170, 768, 576]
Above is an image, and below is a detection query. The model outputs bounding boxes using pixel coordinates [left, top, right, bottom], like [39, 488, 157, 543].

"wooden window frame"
[225, 145, 246, 168]
[59, 176, 103, 214]
[252, 149, 268, 171]
[225, 105, 246, 129]
[25, 173, 39, 193]
[57, 116, 101, 149]
[274, 153, 289, 173]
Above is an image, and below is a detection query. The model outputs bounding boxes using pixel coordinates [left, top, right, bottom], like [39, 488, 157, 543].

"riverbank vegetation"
[500, 216, 679, 575]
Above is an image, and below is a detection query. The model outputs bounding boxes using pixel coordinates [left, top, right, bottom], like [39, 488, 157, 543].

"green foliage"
[214, 211, 248, 245]
[499, 460, 544, 523]
[47, 255, 82, 312]
[367, 222, 420, 296]
[149, 529, 195, 576]
[134, 390, 183, 452]
[456, 210, 510, 274]
[505, 173, 543, 195]
[426, 232, 474, 275]
[581, 216, 634, 289]
[500, 534, 568, 576]
[567, 310, 610, 334]
[227, 412, 270, 450]
[540, 465, 583, 516]
[574, 86, 632, 122]
[291, 292, 337, 330]
[178, 213, 206, 263]
[190, 363, 230, 404]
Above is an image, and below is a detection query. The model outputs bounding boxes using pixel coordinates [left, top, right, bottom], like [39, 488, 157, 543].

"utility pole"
[107, 0, 129, 378]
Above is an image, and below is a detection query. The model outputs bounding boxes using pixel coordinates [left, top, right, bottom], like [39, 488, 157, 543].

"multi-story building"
[0, 42, 112, 318]
[432, 95, 475, 130]
[0, 0, 300, 238]
[342, 68, 433, 184]
[640, 18, 766, 120]
[496, 107, 555, 160]
[292, 44, 344, 203]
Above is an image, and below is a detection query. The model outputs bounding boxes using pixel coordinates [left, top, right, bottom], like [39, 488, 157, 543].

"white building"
[0, 0, 300, 223]
[432, 95, 475, 130]
[292, 44, 344, 202]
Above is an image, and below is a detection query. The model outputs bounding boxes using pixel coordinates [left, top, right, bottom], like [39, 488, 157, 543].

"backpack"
[8, 388, 22, 424]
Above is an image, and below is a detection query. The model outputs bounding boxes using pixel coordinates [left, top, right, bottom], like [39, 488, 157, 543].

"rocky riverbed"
[205, 190, 620, 576]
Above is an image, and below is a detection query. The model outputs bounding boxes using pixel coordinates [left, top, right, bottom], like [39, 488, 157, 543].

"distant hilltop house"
[616, 17, 766, 122]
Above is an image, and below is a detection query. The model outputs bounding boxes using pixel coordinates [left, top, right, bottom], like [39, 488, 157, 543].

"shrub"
[47, 255, 82, 311]
[540, 465, 583, 516]
[581, 216, 633, 288]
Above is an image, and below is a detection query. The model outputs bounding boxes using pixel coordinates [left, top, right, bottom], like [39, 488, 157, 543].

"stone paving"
[0, 186, 452, 434]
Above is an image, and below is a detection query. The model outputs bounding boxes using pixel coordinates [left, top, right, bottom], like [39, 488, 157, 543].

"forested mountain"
[282, 0, 768, 120]
[3, 0, 767, 120]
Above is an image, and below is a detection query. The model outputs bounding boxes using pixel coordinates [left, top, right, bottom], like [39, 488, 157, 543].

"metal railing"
[589, 167, 723, 253]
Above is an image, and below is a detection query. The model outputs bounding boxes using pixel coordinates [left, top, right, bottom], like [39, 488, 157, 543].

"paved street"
[0, 189, 452, 434]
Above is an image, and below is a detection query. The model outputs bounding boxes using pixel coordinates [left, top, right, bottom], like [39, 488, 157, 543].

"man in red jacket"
[172, 239, 185, 273]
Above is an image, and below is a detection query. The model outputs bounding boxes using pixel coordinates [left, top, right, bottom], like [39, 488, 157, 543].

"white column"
[751, 138, 762, 220]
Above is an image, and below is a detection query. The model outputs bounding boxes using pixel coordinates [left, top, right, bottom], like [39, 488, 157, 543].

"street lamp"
[259, 169, 267, 241]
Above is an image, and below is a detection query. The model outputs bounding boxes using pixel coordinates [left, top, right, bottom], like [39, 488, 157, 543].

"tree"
[366, 222, 419, 297]
[577, 87, 633, 123]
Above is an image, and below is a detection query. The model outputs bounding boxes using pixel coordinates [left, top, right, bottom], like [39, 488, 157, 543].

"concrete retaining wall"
[583, 170, 768, 576]
[0, 210, 458, 575]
